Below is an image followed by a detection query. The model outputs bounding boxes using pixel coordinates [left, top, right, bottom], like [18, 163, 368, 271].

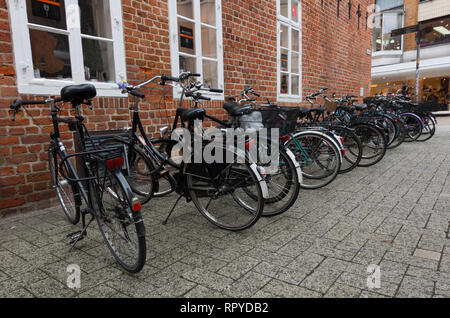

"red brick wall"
[0, 0, 373, 216]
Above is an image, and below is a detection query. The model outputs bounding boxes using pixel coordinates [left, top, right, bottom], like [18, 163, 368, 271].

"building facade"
[0, 0, 373, 215]
[370, 0, 450, 111]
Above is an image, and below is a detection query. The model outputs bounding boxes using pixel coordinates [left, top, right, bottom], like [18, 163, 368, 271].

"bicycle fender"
[250, 163, 269, 199]
[284, 148, 303, 184]
[112, 170, 146, 238]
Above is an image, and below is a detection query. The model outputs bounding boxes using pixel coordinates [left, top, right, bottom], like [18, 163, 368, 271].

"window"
[277, 0, 302, 101]
[376, 0, 403, 12]
[168, 0, 224, 99]
[420, 16, 450, 48]
[8, 0, 126, 96]
[372, 11, 404, 52]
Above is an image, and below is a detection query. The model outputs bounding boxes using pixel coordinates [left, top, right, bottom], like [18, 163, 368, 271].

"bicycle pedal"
[67, 231, 85, 244]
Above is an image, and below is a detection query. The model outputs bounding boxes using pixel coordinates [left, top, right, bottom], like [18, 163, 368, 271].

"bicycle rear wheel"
[401, 114, 423, 142]
[332, 126, 362, 174]
[416, 114, 436, 142]
[48, 146, 81, 225]
[351, 123, 386, 167]
[285, 131, 341, 189]
[245, 146, 301, 217]
[185, 158, 264, 231]
[90, 172, 146, 273]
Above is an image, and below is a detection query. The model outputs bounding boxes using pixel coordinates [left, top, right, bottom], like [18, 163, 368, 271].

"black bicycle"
[10, 84, 147, 273]
[102, 74, 268, 231]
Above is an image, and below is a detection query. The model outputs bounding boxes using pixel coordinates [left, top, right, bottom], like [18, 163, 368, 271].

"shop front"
[370, 76, 450, 112]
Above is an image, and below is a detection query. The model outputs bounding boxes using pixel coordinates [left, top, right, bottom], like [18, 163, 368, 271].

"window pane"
[292, 29, 300, 52]
[29, 29, 71, 79]
[201, 26, 217, 58]
[376, 0, 404, 12]
[382, 13, 402, 51]
[420, 17, 450, 48]
[280, 0, 288, 18]
[280, 73, 289, 95]
[178, 18, 195, 55]
[177, 0, 194, 19]
[281, 49, 288, 72]
[179, 55, 196, 73]
[26, 0, 66, 30]
[373, 15, 382, 51]
[82, 38, 115, 83]
[280, 24, 289, 48]
[79, 0, 112, 39]
[291, 52, 299, 74]
[201, 0, 216, 26]
[203, 60, 218, 88]
[291, 75, 299, 95]
[291, 0, 299, 23]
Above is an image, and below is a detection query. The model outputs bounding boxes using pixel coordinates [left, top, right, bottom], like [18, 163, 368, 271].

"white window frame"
[168, 0, 224, 100]
[277, 0, 302, 102]
[372, 10, 405, 55]
[8, 0, 126, 97]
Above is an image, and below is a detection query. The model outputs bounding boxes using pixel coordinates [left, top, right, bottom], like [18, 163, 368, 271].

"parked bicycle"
[10, 84, 147, 273]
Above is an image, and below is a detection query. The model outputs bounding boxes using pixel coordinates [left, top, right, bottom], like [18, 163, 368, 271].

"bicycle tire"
[350, 123, 387, 167]
[48, 145, 81, 225]
[285, 131, 341, 189]
[90, 172, 146, 273]
[185, 153, 265, 231]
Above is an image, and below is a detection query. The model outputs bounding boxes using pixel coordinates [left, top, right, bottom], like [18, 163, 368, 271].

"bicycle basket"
[256, 106, 300, 135]
[325, 100, 339, 113]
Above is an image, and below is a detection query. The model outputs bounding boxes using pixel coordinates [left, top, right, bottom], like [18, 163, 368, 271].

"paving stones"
[1, 124, 450, 298]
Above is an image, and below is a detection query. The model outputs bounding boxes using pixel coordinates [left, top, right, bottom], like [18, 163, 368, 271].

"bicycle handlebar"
[10, 97, 62, 121]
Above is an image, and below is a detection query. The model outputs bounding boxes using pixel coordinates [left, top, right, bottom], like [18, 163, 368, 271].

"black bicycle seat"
[177, 108, 206, 122]
[61, 84, 97, 105]
[337, 105, 355, 113]
[223, 103, 253, 116]
[353, 104, 368, 111]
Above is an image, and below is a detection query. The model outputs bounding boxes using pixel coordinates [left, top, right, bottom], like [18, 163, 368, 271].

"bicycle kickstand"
[162, 194, 184, 225]
[67, 209, 94, 253]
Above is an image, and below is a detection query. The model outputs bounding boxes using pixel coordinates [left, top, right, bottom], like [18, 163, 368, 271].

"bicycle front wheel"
[90, 172, 146, 273]
[48, 146, 81, 225]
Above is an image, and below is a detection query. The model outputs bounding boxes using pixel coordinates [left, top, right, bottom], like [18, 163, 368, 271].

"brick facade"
[0, 0, 373, 216]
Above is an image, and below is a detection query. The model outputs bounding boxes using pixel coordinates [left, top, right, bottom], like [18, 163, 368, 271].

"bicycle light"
[106, 157, 124, 170]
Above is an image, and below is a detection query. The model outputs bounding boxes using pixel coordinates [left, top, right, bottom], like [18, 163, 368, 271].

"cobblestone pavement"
[1, 119, 450, 298]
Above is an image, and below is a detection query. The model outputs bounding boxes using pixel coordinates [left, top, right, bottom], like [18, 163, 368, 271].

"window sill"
[18, 79, 125, 97]
[277, 95, 302, 103]
[372, 50, 403, 57]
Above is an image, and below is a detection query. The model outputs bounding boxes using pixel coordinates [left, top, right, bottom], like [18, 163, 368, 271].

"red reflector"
[246, 139, 255, 151]
[132, 201, 142, 212]
[341, 149, 346, 157]
[106, 157, 124, 170]
[281, 135, 291, 144]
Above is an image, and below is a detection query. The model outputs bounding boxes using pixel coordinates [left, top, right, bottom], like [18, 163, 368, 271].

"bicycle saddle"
[61, 84, 97, 105]
[336, 105, 355, 113]
[223, 103, 253, 116]
[353, 104, 368, 111]
[177, 107, 206, 122]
